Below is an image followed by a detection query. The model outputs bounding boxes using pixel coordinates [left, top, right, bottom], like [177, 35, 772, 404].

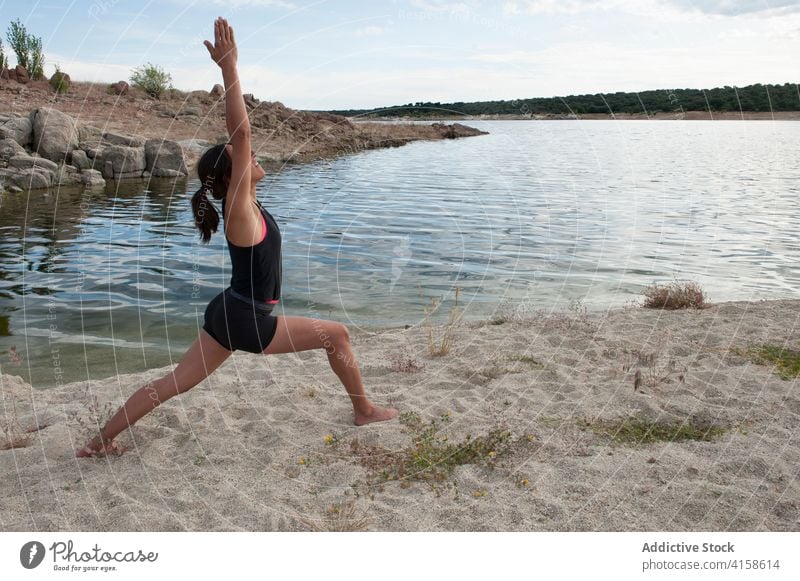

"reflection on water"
[1, 120, 799, 387]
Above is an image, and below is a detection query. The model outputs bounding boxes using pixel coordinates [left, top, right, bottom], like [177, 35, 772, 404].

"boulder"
[0, 67, 15, 81]
[187, 90, 210, 104]
[243, 93, 259, 108]
[71, 149, 91, 170]
[210, 84, 224, 99]
[98, 145, 146, 178]
[0, 116, 33, 146]
[0, 138, 26, 160]
[145, 139, 187, 175]
[8, 154, 59, 173]
[78, 124, 103, 149]
[0, 167, 52, 190]
[55, 164, 83, 186]
[110, 81, 129, 95]
[30, 108, 79, 162]
[102, 131, 146, 147]
[14, 65, 29, 84]
[151, 168, 185, 178]
[80, 169, 105, 188]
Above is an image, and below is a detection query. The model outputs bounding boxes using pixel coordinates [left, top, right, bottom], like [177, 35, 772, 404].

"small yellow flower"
[488, 451, 496, 458]
[526, 434, 536, 442]
[324, 434, 333, 445]
[298, 457, 306, 465]
[521, 479, 529, 487]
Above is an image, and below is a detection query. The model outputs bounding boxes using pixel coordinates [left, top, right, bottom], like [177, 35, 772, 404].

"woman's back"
[222, 198, 282, 303]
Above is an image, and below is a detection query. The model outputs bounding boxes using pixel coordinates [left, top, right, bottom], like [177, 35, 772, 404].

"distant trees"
[5, 18, 45, 79]
[326, 83, 800, 118]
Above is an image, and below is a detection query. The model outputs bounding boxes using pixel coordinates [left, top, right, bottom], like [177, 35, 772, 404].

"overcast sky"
[2, 0, 798, 110]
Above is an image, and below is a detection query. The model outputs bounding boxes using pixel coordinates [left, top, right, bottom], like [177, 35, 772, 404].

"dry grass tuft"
[300, 500, 371, 532]
[642, 281, 708, 310]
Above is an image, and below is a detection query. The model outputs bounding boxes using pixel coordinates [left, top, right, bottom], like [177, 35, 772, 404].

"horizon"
[0, 1, 798, 110]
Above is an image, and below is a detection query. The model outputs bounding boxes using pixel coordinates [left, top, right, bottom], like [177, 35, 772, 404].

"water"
[1, 120, 798, 387]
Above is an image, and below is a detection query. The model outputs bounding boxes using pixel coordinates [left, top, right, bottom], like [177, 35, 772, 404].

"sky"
[0, 0, 798, 110]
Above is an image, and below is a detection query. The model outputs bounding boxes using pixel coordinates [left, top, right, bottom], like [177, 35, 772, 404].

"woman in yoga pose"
[76, 17, 397, 457]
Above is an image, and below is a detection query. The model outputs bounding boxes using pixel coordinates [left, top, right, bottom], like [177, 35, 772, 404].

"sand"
[1, 299, 798, 532]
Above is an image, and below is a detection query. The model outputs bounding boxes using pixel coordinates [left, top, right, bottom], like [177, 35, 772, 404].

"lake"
[1, 119, 798, 387]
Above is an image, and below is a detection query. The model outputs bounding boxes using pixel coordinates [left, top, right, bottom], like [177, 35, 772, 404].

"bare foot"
[75, 438, 128, 458]
[354, 405, 399, 426]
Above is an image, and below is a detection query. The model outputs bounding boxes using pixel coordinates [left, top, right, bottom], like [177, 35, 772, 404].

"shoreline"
[2, 297, 798, 531]
[353, 111, 800, 122]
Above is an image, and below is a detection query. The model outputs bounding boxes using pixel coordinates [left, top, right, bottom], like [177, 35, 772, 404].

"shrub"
[130, 62, 172, 99]
[50, 64, 69, 93]
[642, 280, 707, 310]
[6, 19, 45, 79]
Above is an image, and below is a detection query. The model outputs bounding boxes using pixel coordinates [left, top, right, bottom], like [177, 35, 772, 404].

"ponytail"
[192, 143, 231, 243]
[191, 186, 220, 244]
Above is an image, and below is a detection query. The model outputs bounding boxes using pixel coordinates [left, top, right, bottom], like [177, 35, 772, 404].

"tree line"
[323, 83, 800, 118]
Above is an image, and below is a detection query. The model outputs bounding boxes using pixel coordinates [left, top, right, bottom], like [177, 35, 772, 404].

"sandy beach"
[1, 298, 798, 532]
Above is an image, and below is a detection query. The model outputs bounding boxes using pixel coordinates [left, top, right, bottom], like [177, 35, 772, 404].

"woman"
[76, 17, 397, 457]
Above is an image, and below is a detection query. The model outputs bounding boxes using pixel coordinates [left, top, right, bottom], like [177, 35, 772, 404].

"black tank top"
[221, 198, 282, 303]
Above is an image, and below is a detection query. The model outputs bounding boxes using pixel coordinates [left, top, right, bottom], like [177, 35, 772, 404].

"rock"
[110, 81, 129, 95]
[0, 167, 52, 190]
[71, 149, 91, 170]
[30, 108, 79, 162]
[210, 84, 224, 99]
[116, 170, 144, 180]
[145, 139, 187, 175]
[187, 90, 210, 105]
[177, 138, 213, 155]
[178, 106, 202, 117]
[0, 138, 26, 160]
[0, 116, 33, 146]
[80, 169, 105, 188]
[151, 168, 185, 178]
[431, 122, 488, 139]
[243, 93, 259, 108]
[102, 131, 146, 147]
[9, 154, 59, 173]
[98, 145, 146, 178]
[14, 65, 29, 84]
[78, 124, 103, 149]
[0, 67, 16, 81]
[55, 164, 83, 186]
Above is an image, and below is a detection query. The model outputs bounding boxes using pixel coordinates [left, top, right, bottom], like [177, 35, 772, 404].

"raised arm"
[204, 18, 253, 209]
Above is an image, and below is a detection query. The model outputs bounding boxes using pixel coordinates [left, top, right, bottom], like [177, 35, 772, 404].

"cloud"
[354, 25, 389, 37]
[664, 0, 800, 16]
[502, 0, 800, 17]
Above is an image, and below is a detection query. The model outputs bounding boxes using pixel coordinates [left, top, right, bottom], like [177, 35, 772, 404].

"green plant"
[5, 19, 45, 78]
[739, 344, 800, 379]
[579, 414, 728, 446]
[50, 63, 69, 93]
[130, 62, 172, 99]
[642, 280, 707, 310]
[351, 411, 515, 484]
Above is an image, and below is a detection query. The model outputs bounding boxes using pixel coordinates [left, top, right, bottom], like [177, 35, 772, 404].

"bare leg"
[76, 329, 233, 457]
[263, 316, 398, 425]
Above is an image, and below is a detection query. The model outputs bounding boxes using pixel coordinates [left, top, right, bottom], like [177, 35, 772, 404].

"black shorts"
[202, 288, 280, 353]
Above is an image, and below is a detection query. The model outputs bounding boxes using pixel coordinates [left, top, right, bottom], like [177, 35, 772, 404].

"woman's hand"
[203, 17, 238, 70]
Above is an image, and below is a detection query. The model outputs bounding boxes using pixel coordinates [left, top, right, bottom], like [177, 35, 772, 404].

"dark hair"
[191, 143, 231, 243]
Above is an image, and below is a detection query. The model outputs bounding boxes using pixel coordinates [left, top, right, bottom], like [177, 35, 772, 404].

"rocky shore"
[0, 79, 487, 193]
